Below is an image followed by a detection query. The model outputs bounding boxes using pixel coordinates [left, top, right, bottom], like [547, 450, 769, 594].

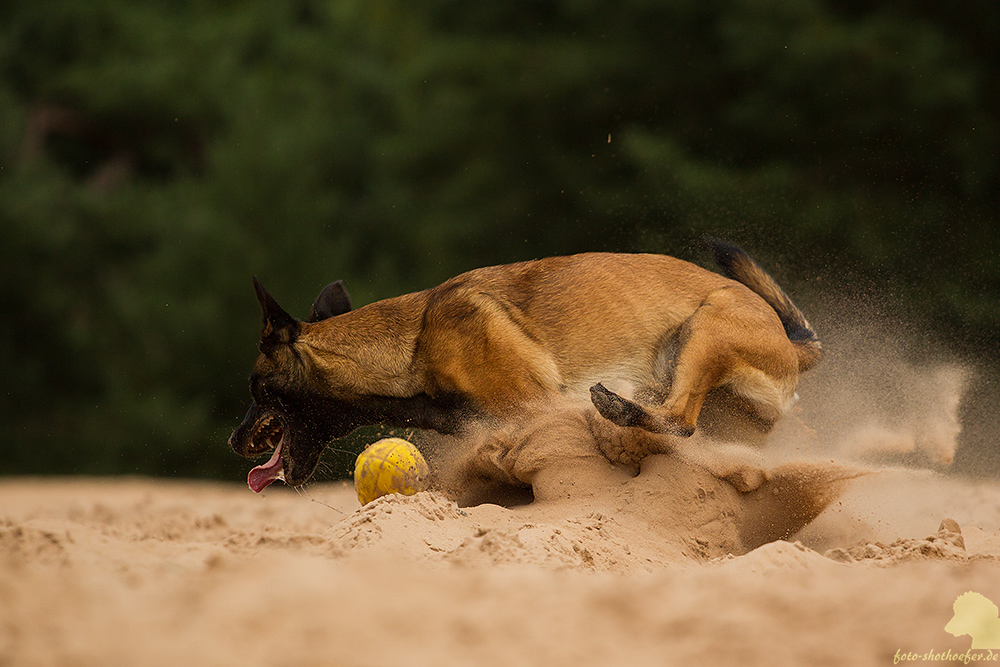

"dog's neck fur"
[296, 291, 431, 398]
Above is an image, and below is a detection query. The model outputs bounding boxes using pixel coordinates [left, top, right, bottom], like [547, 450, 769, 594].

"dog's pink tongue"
[248, 441, 284, 493]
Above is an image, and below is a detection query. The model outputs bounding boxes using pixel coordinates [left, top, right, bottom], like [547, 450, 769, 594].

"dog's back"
[418, 249, 815, 432]
[420, 253, 734, 397]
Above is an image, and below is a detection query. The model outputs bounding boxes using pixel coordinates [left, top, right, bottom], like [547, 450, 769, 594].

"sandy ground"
[2, 459, 1000, 667]
[3, 339, 997, 666]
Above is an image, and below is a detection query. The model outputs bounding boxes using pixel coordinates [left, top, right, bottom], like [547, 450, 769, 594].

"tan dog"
[229, 240, 822, 491]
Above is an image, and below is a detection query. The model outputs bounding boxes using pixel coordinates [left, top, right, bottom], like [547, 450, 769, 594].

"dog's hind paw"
[591, 384, 698, 437]
[590, 383, 645, 428]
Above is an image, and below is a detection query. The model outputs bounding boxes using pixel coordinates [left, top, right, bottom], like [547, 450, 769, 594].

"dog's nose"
[229, 400, 263, 457]
[228, 417, 255, 456]
[227, 428, 244, 455]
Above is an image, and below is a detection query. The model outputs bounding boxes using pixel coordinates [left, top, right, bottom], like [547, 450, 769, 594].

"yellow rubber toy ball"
[353, 437, 430, 505]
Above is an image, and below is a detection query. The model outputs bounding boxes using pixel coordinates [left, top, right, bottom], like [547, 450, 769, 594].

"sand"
[2, 457, 1000, 667]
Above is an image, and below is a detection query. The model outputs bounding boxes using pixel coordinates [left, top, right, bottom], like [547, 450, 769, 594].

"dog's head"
[228, 277, 358, 491]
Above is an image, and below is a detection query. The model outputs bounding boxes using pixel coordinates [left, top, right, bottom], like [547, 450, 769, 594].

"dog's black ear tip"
[309, 280, 353, 321]
[252, 277, 297, 337]
[252, 275, 268, 299]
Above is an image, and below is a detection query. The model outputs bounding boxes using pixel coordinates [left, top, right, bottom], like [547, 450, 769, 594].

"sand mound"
[322, 445, 862, 570]
[824, 518, 971, 565]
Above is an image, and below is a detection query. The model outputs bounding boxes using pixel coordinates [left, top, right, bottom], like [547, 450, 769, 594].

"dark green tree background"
[1, 0, 997, 479]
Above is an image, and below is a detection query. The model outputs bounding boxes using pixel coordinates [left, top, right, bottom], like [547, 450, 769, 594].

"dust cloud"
[770, 318, 970, 469]
[763, 307, 1000, 549]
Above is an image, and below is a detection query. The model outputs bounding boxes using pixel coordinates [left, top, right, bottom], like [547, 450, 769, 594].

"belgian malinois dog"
[229, 240, 822, 492]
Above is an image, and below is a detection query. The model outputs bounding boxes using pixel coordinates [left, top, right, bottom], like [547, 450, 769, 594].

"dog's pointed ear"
[308, 280, 352, 322]
[253, 276, 299, 351]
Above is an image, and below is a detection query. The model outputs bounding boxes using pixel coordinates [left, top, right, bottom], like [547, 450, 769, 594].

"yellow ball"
[353, 437, 430, 505]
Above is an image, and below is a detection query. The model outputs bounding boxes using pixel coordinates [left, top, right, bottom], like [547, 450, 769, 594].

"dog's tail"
[706, 238, 823, 372]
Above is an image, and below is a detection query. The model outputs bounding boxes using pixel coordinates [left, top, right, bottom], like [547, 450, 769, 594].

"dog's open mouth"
[247, 416, 285, 493]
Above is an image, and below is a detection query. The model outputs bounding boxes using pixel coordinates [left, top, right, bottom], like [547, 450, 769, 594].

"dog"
[229, 240, 822, 492]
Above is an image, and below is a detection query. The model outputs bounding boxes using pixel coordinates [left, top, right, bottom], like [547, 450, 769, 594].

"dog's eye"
[250, 374, 285, 406]
[250, 373, 269, 400]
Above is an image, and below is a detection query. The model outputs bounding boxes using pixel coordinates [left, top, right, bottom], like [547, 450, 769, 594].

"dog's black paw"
[590, 383, 646, 428]
[591, 384, 698, 437]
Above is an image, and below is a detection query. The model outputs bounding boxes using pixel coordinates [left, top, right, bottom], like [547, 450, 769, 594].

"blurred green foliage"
[1, 0, 997, 479]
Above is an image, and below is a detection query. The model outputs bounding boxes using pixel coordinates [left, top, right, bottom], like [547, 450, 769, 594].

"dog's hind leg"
[591, 286, 799, 437]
